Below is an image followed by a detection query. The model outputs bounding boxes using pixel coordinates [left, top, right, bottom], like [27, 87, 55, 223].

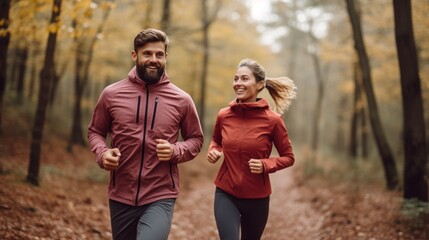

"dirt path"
[1, 134, 426, 239]
[170, 168, 322, 239]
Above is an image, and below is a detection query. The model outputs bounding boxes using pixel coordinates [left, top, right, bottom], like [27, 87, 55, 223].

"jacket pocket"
[169, 162, 176, 189]
[150, 97, 158, 129]
[136, 96, 141, 123]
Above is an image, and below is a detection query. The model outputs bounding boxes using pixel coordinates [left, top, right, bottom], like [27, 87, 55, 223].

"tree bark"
[345, 0, 399, 189]
[0, 0, 11, 135]
[393, 0, 428, 201]
[27, 0, 62, 186]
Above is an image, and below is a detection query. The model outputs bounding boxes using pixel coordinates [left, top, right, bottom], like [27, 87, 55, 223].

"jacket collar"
[229, 98, 270, 111]
[128, 66, 170, 87]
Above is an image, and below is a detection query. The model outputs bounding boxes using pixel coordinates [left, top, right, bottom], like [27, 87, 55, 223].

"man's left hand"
[156, 139, 174, 161]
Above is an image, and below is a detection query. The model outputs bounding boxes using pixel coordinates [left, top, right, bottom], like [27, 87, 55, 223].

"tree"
[161, 0, 170, 33]
[68, 0, 114, 151]
[199, 0, 221, 132]
[27, 0, 63, 186]
[349, 58, 368, 158]
[349, 60, 360, 157]
[0, 0, 11, 134]
[345, 0, 399, 189]
[392, 0, 428, 201]
[307, 18, 327, 160]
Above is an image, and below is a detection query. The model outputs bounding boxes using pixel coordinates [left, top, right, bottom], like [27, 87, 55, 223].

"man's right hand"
[102, 148, 121, 171]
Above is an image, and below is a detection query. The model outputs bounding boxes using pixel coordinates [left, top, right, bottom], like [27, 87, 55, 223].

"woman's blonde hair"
[238, 58, 297, 114]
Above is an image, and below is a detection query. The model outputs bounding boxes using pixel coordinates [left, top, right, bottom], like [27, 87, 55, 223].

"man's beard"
[136, 63, 165, 84]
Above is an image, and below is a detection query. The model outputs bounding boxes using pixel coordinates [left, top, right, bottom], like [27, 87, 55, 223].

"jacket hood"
[229, 98, 270, 111]
[128, 66, 170, 87]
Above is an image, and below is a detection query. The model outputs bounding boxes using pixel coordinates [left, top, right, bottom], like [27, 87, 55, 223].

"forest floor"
[0, 131, 428, 239]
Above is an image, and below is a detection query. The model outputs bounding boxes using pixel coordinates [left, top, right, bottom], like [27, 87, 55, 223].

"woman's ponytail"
[265, 77, 297, 115]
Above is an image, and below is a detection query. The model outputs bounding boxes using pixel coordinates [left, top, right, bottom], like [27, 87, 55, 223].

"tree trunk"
[199, 0, 221, 133]
[68, 43, 86, 152]
[345, 0, 399, 189]
[360, 101, 368, 158]
[393, 0, 428, 201]
[287, 0, 298, 81]
[308, 20, 325, 160]
[28, 28, 40, 101]
[199, 0, 210, 133]
[27, 0, 62, 186]
[161, 0, 170, 33]
[0, 0, 11, 135]
[16, 47, 29, 104]
[336, 95, 347, 151]
[49, 60, 68, 105]
[349, 61, 360, 157]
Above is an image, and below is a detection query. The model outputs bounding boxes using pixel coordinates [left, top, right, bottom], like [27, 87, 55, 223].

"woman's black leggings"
[214, 187, 270, 240]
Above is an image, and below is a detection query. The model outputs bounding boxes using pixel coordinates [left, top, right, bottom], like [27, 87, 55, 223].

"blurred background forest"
[0, 0, 429, 238]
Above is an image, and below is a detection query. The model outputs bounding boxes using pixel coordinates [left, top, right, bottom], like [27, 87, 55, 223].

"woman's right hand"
[207, 149, 222, 164]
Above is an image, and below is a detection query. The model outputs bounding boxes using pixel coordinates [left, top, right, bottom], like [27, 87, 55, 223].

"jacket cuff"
[96, 149, 107, 169]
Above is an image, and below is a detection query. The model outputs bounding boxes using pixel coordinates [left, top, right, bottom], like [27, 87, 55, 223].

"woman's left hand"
[248, 159, 264, 174]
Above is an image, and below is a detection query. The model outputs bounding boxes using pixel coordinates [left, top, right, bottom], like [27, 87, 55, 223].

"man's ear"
[131, 50, 137, 61]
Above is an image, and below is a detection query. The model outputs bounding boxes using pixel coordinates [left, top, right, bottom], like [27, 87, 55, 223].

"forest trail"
[0, 135, 427, 239]
[170, 168, 322, 240]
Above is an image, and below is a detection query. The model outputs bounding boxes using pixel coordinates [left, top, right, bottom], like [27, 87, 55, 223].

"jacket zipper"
[135, 86, 150, 205]
[150, 97, 158, 129]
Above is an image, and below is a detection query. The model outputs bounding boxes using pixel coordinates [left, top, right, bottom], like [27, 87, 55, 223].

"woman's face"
[233, 66, 263, 103]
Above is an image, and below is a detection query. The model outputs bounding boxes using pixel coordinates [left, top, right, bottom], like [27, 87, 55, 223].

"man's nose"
[149, 54, 157, 62]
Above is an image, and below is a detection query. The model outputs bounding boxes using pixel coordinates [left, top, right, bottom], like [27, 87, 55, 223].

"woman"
[206, 58, 297, 240]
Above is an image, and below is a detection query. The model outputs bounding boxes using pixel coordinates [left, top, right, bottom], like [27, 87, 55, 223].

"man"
[87, 28, 204, 240]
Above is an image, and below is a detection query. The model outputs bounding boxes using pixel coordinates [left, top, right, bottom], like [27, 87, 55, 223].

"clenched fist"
[156, 139, 174, 161]
[207, 149, 222, 163]
[102, 148, 121, 171]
